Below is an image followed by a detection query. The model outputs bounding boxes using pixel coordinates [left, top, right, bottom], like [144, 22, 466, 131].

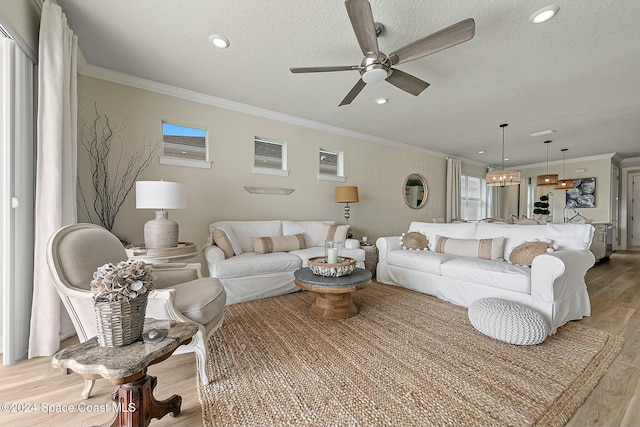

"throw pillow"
[253, 233, 307, 254]
[401, 231, 429, 250]
[434, 236, 505, 260]
[508, 241, 555, 267]
[211, 224, 243, 255]
[212, 228, 234, 259]
[448, 218, 469, 223]
[320, 224, 349, 243]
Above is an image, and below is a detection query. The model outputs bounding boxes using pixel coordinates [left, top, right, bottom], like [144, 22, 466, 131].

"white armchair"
[47, 223, 226, 398]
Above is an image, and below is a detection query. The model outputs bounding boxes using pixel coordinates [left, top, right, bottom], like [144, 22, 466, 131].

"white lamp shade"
[136, 181, 187, 210]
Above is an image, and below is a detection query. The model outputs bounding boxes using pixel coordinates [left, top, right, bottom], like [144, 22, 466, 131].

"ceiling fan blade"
[345, 0, 379, 56]
[339, 79, 367, 106]
[389, 18, 475, 66]
[290, 65, 360, 73]
[385, 69, 430, 96]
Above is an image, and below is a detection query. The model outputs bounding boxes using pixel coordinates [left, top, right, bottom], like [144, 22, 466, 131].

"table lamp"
[335, 186, 359, 237]
[136, 181, 187, 249]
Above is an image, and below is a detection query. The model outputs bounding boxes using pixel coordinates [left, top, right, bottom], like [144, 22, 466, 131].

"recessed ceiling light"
[375, 97, 388, 105]
[504, 158, 510, 161]
[208, 34, 230, 49]
[478, 150, 485, 154]
[529, 6, 559, 24]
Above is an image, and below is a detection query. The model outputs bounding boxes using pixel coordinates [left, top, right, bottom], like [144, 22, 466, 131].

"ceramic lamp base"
[144, 211, 179, 249]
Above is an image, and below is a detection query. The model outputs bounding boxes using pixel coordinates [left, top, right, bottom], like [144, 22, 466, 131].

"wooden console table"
[52, 320, 198, 427]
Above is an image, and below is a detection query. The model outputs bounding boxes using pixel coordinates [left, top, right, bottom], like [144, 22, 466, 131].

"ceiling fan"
[290, 0, 475, 106]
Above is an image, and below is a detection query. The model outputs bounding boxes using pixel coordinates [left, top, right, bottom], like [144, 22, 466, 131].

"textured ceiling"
[57, 0, 640, 166]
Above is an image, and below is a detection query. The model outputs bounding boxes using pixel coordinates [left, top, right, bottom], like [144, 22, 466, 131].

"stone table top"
[294, 267, 372, 288]
[52, 319, 198, 383]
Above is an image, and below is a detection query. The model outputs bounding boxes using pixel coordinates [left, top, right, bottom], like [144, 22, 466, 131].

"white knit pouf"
[468, 298, 550, 345]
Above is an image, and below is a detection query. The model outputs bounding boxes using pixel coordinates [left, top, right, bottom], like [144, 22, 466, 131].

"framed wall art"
[565, 177, 596, 208]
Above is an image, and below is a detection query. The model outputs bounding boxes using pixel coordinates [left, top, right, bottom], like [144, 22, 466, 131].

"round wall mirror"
[403, 174, 428, 209]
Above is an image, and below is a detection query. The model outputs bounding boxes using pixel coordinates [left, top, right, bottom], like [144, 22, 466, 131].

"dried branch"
[78, 103, 161, 232]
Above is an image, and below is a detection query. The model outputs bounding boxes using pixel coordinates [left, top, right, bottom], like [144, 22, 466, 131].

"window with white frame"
[160, 121, 211, 168]
[318, 148, 345, 182]
[460, 175, 487, 221]
[253, 136, 288, 176]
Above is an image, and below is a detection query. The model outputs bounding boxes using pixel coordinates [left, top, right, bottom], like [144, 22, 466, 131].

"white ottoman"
[468, 298, 550, 345]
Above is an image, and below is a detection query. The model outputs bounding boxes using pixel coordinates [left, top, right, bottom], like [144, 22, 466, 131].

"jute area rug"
[198, 282, 623, 427]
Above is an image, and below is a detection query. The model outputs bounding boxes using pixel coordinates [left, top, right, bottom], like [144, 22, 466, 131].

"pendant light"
[536, 140, 558, 185]
[486, 123, 521, 187]
[554, 148, 575, 190]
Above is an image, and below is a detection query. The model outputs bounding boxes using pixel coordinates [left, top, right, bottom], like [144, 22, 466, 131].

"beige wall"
[77, 75, 448, 267]
[518, 156, 614, 223]
[0, 0, 40, 54]
[461, 160, 486, 178]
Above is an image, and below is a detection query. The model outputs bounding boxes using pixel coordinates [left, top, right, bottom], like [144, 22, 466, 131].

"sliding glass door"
[1, 35, 35, 365]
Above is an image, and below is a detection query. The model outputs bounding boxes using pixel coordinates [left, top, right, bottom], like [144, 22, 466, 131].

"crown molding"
[77, 58, 448, 159]
[621, 156, 640, 165]
[513, 152, 618, 169]
[456, 157, 487, 168]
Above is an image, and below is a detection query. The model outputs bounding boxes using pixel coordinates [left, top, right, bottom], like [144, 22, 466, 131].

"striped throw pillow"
[253, 233, 307, 254]
[435, 236, 505, 260]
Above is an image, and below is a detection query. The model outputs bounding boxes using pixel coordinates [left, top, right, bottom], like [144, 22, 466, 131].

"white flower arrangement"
[91, 260, 155, 302]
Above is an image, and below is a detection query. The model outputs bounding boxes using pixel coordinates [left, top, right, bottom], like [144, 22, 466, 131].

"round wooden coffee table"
[294, 267, 372, 319]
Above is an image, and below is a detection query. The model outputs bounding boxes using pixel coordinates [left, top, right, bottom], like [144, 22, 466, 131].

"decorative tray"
[307, 256, 356, 277]
[126, 242, 196, 257]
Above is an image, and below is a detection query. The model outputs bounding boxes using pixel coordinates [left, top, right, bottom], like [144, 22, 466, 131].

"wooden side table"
[126, 242, 197, 264]
[362, 244, 378, 277]
[52, 320, 198, 427]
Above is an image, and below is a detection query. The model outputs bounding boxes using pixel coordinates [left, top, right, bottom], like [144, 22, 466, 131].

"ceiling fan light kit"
[361, 67, 387, 84]
[486, 124, 521, 187]
[289, 0, 475, 105]
[536, 140, 559, 186]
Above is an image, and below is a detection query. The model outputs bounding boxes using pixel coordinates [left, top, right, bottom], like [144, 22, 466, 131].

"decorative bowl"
[307, 256, 356, 277]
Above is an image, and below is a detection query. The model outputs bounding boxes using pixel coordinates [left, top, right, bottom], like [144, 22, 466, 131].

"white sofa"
[376, 222, 595, 334]
[204, 220, 365, 305]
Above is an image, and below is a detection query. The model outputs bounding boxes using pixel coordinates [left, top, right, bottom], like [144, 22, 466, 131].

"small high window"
[160, 121, 210, 168]
[318, 148, 345, 182]
[253, 136, 288, 176]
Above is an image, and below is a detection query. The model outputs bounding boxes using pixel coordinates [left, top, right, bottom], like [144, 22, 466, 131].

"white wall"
[517, 155, 614, 223]
[77, 75, 449, 269]
[621, 157, 640, 249]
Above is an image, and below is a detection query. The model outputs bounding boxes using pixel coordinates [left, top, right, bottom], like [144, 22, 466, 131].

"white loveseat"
[376, 222, 595, 334]
[204, 220, 365, 305]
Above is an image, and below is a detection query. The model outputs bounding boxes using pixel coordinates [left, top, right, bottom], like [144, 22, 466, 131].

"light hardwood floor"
[1, 251, 639, 427]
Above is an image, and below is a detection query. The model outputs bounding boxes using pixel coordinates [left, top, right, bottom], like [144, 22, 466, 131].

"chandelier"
[486, 124, 521, 187]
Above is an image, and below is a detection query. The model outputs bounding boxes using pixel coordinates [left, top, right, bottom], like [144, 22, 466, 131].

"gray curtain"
[446, 158, 461, 221]
[486, 166, 499, 218]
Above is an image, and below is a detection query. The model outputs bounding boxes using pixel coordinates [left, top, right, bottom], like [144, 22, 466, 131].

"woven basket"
[94, 295, 148, 347]
[308, 256, 356, 277]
